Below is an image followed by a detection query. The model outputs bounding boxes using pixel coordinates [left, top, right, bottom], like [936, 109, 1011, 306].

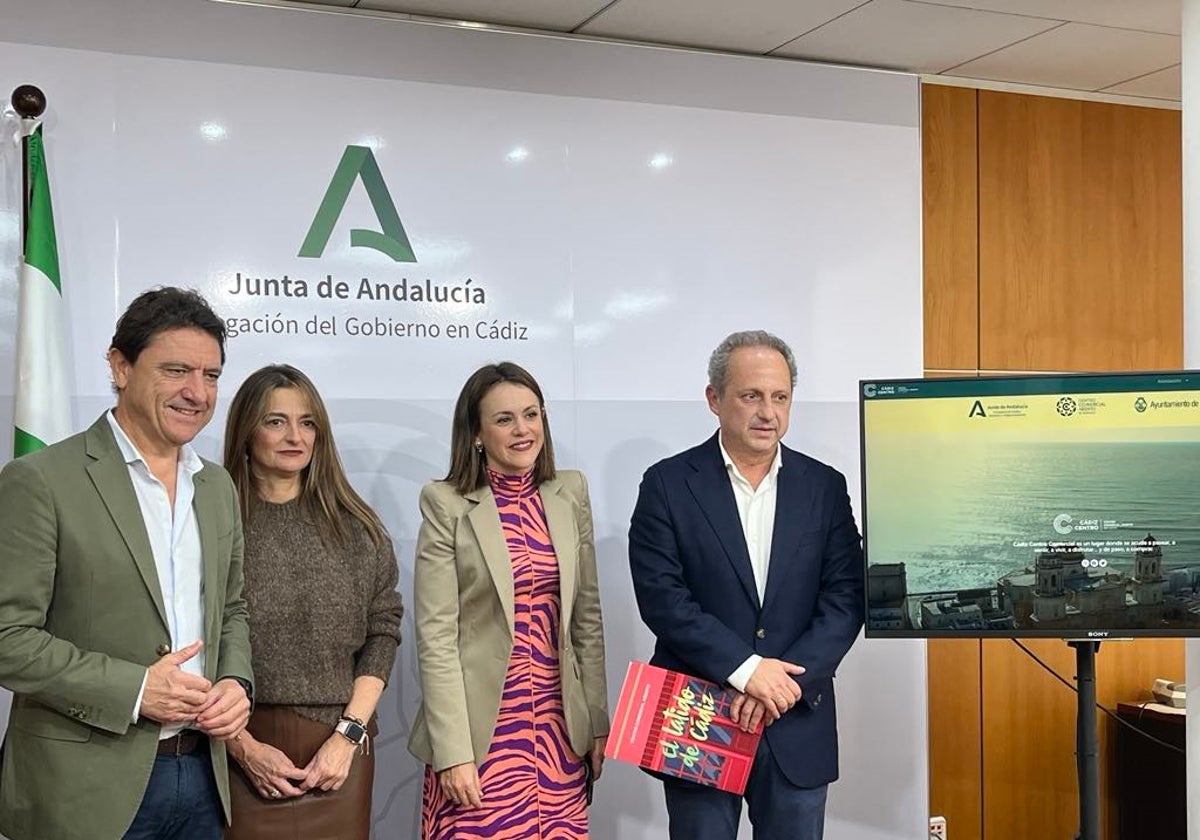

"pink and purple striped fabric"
[422, 470, 588, 839]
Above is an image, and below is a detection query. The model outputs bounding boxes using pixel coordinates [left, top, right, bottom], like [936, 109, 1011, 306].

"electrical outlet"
[930, 816, 947, 839]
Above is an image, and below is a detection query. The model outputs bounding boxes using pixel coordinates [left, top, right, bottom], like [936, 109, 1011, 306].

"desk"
[1116, 701, 1185, 840]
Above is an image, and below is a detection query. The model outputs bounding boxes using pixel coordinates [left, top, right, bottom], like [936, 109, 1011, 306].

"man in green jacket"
[0, 287, 254, 839]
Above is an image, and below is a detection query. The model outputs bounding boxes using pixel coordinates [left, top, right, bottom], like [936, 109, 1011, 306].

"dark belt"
[157, 729, 207, 756]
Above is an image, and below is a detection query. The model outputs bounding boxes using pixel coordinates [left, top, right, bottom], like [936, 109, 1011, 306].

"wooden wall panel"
[981, 639, 1080, 838]
[921, 82, 1185, 840]
[923, 85, 979, 371]
[925, 365, 985, 840]
[974, 89, 1184, 840]
[923, 83, 983, 840]
[927, 639, 982, 840]
[1081, 101, 1183, 371]
[981, 638, 1184, 839]
[977, 91, 1182, 372]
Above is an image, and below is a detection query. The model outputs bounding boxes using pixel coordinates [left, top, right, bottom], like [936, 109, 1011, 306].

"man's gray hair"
[707, 330, 797, 395]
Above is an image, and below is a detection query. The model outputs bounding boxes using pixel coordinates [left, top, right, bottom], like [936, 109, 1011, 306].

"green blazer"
[407, 470, 609, 771]
[0, 414, 253, 840]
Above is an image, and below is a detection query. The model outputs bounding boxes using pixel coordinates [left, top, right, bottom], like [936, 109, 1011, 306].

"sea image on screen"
[862, 378, 1200, 635]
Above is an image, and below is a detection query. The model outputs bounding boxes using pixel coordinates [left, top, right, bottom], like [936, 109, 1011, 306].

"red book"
[604, 661, 762, 794]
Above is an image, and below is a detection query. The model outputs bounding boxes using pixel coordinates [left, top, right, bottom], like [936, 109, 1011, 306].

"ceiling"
[273, 0, 1183, 105]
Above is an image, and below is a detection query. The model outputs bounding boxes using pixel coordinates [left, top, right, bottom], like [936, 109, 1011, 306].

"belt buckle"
[162, 729, 199, 756]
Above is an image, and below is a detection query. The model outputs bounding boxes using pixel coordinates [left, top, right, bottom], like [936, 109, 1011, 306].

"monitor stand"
[1067, 640, 1100, 840]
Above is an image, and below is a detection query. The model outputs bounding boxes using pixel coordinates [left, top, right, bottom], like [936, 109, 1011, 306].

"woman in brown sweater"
[222, 364, 402, 840]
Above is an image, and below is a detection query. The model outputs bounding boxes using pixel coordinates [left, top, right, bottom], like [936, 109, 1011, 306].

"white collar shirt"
[106, 410, 206, 737]
[720, 437, 784, 692]
[720, 436, 783, 604]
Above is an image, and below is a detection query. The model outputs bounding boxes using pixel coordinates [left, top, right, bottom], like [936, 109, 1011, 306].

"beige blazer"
[407, 470, 608, 771]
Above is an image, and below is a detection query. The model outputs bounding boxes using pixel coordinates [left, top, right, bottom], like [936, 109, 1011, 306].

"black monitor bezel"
[858, 369, 1200, 640]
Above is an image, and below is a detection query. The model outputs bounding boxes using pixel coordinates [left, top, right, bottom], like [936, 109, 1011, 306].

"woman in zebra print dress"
[408, 362, 609, 839]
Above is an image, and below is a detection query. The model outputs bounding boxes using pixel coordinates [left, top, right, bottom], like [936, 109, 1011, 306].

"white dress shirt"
[106, 411, 206, 737]
[719, 436, 783, 692]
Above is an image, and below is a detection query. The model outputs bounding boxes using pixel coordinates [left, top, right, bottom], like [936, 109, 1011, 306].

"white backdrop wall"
[0, 3, 926, 837]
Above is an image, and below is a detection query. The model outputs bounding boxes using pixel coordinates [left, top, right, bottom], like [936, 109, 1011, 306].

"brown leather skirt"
[226, 705, 375, 840]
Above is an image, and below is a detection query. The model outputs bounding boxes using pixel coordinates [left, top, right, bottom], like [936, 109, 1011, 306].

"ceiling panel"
[271, 0, 1182, 105]
[358, 0, 608, 30]
[772, 0, 1060, 74]
[947, 22, 1180, 91]
[918, 0, 1180, 36]
[576, 0, 869, 54]
[1102, 63, 1181, 100]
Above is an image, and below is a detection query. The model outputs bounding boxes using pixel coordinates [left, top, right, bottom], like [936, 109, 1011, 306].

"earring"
[474, 441, 484, 454]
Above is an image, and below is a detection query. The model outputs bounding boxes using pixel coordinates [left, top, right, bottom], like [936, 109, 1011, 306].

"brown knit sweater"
[242, 498, 403, 725]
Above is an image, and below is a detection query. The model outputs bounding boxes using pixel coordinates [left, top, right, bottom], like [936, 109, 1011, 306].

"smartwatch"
[335, 716, 368, 747]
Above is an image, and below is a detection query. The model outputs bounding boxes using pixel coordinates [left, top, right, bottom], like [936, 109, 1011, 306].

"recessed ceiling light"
[200, 122, 227, 141]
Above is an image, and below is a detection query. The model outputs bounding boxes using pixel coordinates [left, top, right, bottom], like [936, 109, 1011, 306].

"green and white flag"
[13, 121, 70, 456]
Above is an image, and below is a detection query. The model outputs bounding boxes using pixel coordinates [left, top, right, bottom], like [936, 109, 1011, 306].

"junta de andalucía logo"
[299, 145, 417, 262]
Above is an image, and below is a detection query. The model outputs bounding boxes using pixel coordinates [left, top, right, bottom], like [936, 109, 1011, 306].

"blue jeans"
[663, 739, 828, 840]
[123, 749, 224, 840]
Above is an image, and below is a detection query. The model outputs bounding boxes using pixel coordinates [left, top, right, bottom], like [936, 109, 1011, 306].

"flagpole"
[9, 83, 70, 455]
[10, 84, 46, 250]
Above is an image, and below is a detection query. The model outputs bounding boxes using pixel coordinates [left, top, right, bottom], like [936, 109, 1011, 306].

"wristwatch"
[335, 716, 368, 747]
[225, 675, 254, 706]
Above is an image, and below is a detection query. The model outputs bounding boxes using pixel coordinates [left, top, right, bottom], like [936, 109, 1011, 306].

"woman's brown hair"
[223, 364, 386, 546]
[445, 362, 556, 494]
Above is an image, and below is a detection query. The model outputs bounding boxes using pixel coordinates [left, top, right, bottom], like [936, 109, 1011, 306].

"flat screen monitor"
[860, 371, 1200, 638]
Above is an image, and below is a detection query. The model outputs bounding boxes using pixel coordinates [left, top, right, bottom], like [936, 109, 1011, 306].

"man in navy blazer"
[629, 330, 864, 839]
